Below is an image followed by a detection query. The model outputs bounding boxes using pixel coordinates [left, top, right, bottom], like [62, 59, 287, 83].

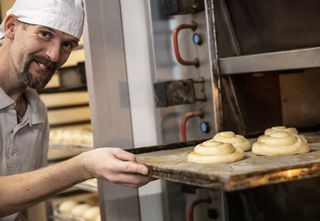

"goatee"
[17, 54, 57, 90]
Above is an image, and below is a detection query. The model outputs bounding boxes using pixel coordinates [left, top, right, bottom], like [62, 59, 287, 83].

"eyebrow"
[38, 26, 79, 46]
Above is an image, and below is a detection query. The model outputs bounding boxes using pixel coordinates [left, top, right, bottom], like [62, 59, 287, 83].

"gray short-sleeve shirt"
[0, 87, 49, 221]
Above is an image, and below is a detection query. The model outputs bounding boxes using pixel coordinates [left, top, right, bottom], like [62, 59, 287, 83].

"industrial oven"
[83, 0, 320, 220]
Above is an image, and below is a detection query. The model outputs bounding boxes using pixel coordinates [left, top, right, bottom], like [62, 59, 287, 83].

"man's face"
[10, 20, 79, 90]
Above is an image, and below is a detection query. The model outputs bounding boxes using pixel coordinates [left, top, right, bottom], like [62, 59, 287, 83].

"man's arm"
[0, 148, 150, 217]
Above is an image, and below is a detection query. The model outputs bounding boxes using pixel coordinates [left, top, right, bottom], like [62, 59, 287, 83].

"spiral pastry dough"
[187, 140, 244, 164]
[264, 126, 298, 136]
[252, 131, 309, 156]
[213, 131, 251, 151]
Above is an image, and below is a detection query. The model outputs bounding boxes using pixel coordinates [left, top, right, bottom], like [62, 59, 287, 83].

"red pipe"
[187, 198, 211, 221]
[180, 111, 204, 142]
[173, 22, 200, 67]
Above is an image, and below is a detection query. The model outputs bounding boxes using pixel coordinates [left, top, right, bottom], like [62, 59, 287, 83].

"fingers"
[109, 173, 152, 188]
[110, 148, 148, 175]
[84, 147, 152, 188]
[113, 160, 149, 176]
[105, 149, 151, 187]
[111, 148, 136, 162]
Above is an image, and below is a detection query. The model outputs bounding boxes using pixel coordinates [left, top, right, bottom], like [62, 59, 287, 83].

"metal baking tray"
[133, 133, 320, 191]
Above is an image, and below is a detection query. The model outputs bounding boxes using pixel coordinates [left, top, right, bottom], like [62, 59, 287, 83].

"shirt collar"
[24, 88, 47, 125]
[0, 87, 46, 125]
[0, 87, 15, 109]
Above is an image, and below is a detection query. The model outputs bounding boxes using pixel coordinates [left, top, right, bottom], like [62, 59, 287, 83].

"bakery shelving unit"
[74, 180, 98, 193]
[40, 38, 101, 221]
[52, 214, 74, 221]
[46, 131, 100, 220]
[48, 190, 100, 221]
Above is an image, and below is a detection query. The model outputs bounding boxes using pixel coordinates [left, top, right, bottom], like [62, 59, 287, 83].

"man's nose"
[45, 41, 61, 63]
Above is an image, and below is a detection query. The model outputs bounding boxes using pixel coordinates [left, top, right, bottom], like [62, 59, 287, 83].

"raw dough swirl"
[264, 126, 298, 136]
[187, 140, 244, 164]
[252, 131, 309, 156]
[213, 131, 251, 151]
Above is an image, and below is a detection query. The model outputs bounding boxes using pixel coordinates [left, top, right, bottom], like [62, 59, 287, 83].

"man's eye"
[63, 41, 75, 51]
[39, 31, 53, 40]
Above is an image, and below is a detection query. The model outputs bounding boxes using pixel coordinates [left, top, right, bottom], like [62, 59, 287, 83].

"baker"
[0, 0, 151, 220]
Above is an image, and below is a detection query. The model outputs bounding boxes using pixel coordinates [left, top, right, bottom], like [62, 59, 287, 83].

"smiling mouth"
[32, 61, 49, 75]
[36, 61, 49, 71]
[32, 59, 57, 75]
[31, 55, 57, 72]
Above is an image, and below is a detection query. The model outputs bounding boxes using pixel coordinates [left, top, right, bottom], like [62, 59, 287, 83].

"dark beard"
[17, 55, 57, 90]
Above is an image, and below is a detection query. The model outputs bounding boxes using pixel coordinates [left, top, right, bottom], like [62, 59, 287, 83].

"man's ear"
[3, 15, 19, 40]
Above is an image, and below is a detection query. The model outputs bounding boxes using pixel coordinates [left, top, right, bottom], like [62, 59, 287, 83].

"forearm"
[0, 147, 151, 217]
[0, 153, 90, 217]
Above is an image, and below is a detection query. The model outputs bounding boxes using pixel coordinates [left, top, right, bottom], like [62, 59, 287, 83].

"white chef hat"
[0, 0, 84, 40]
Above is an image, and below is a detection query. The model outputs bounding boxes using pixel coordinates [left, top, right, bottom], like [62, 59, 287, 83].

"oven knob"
[200, 121, 210, 133]
[193, 33, 203, 45]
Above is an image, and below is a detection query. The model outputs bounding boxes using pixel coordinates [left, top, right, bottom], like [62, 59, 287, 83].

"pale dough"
[71, 204, 91, 219]
[264, 126, 298, 136]
[252, 131, 309, 156]
[83, 206, 100, 221]
[58, 200, 77, 214]
[187, 140, 244, 164]
[213, 131, 251, 151]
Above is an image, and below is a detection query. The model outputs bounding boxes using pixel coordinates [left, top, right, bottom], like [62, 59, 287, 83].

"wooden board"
[136, 134, 320, 191]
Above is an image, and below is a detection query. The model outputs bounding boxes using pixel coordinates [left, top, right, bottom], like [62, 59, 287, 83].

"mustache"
[18, 54, 58, 90]
[29, 54, 58, 72]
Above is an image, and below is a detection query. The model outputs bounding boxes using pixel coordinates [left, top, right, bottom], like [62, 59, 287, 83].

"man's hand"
[80, 148, 151, 188]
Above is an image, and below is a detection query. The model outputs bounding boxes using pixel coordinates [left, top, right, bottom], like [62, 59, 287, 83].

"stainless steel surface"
[150, 0, 216, 143]
[220, 189, 228, 221]
[204, 0, 223, 132]
[189, 188, 226, 221]
[147, 1, 218, 220]
[219, 47, 320, 74]
[83, 0, 140, 220]
[160, 183, 227, 221]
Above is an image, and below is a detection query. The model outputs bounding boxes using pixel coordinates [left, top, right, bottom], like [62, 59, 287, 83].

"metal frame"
[83, 0, 140, 220]
[220, 47, 320, 74]
[120, 0, 169, 220]
[205, 0, 223, 131]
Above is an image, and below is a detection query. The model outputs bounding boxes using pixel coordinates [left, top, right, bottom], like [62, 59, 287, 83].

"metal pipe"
[173, 22, 200, 67]
[180, 111, 204, 142]
[187, 198, 211, 221]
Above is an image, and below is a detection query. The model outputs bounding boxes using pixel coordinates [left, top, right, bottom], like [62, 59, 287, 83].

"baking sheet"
[136, 134, 320, 191]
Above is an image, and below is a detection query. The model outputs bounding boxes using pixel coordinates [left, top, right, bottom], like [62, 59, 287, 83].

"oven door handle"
[173, 22, 200, 67]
